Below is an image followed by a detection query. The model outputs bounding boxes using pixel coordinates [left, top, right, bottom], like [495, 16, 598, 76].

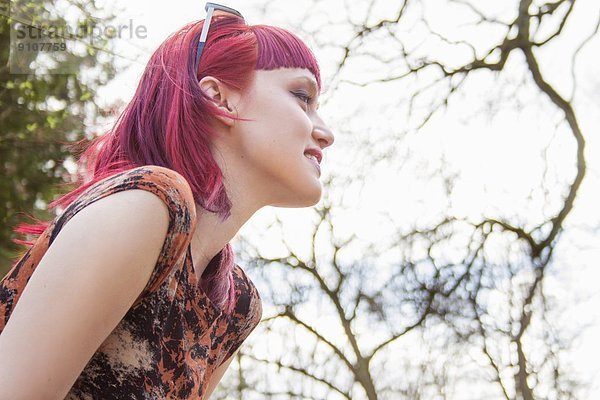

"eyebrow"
[295, 76, 319, 95]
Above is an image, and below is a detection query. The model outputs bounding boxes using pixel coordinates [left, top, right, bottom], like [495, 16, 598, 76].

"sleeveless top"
[0, 165, 262, 399]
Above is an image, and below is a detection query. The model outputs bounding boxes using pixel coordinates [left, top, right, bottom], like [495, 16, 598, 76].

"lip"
[305, 155, 321, 176]
[304, 147, 323, 164]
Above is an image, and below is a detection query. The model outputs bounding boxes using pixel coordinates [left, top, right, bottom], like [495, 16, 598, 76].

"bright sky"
[84, 0, 599, 397]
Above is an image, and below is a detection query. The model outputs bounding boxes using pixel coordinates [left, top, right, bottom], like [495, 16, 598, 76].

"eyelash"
[291, 91, 313, 107]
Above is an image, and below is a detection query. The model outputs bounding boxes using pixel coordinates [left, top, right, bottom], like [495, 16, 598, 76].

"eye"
[291, 90, 313, 107]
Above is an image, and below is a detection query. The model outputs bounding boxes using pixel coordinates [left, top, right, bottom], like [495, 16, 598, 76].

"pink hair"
[12, 15, 321, 313]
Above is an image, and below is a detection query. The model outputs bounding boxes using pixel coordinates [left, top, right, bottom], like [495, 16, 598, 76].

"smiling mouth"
[305, 154, 321, 175]
[304, 154, 319, 163]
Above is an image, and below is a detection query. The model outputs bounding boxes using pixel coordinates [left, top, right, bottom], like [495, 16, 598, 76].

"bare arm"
[0, 190, 170, 400]
[204, 350, 238, 399]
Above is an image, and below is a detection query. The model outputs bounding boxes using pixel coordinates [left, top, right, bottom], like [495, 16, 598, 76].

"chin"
[273, 186, 322, 208]
[302, 194, 321, 207]
[299, 181, 322, 206]
[306, 192, 323, 207]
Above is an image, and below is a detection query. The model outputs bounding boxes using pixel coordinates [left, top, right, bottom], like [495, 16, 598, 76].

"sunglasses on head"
[194, 2, 245, 70]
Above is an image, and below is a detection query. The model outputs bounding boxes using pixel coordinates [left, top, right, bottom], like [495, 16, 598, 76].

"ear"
[199, 76, 237, 127]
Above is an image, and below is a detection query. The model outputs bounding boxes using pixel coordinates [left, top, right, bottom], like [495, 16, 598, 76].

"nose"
[312, 114, 335, 149]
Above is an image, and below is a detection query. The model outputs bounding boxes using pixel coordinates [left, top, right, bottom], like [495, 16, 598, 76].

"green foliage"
[0, 0, 118, 275]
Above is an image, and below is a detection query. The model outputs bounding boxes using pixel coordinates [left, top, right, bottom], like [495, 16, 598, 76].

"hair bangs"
[252, 25, 321, 90]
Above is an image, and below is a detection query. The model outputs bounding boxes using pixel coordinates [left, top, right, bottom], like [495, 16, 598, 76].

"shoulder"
[230, 264, 262, 327]
[51, 165, 197, 245]
[45, 165, 199, 303]
[217, 264, 262, 364]
[92, 165, 196, 215]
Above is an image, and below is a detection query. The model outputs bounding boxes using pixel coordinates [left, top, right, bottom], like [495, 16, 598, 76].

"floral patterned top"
[0, 165, 262, 399]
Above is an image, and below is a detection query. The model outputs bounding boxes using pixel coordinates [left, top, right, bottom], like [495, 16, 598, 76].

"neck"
[188, 146, 264, 276]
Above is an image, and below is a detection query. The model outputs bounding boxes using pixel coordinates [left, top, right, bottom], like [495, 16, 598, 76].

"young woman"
[0, 3, 334, 399]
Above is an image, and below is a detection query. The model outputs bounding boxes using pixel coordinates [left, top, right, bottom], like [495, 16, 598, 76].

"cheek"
[239, 93, 312, 156]
[280, 104, 313, 138]
[260, 100, 312, 140]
